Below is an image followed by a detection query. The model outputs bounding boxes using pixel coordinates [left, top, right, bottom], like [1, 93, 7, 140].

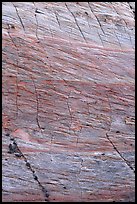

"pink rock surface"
[2, 2, 135, 202]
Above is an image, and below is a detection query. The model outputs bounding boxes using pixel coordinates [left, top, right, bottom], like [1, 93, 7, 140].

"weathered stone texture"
[2, 2, 135, 202]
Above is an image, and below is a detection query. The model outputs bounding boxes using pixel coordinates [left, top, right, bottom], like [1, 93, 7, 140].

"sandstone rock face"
[2, 2, 135, 202]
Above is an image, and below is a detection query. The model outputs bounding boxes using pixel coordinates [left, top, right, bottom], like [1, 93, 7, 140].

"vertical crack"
[53, 9, 61, 30]
[84, 10, 104, 47]
[98, 33, 105, 47]
[7, 134, 49, 201]
[66, 90, 83, 200]
[49, 134, 54, 162]
[106, 94, 135, 173]
[34, 12, 40, 42]
[6, 24, 22, 117]
[87, 102, 90, 116]
[85, 11, 91, 30]
[66, 91, 73, 132]
[33, 2, 40, 42]
[65, 3, 87, 43]
[123, 20, 133, 48]
[88, 2, 105, 35]
[87, 2, 105, 47]
[33, 2, 54, 40]
[66, 91, 80, 146]
[30, 76, 41, 130]
[114, 30, 122, 49]
[12, 3, 25, 32]
[106, 132, 135, 173]
[76, 157, 84, 200]
[33, 2, 54, 42]
[127, 2, 135, 19]
[110, 2, 132, 49]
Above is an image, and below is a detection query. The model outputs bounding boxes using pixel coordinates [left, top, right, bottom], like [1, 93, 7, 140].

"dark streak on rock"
[12, 3, 25, 31]
[65, 3, 87, 43]
[106, 133, 135, 173]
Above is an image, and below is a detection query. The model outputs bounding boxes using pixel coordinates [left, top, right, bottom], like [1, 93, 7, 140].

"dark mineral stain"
[8, 142, 17, 153]
[26, 162, 31, 168]
[42, 187, 49, 198]
[11, 25, 15, 29]
[33, 174, 38, 180]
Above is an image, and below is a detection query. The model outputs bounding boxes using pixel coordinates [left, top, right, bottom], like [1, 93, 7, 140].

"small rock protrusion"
[33, 173, 38, 180]
[11, 24, 15, 29]
[85, 11, 88, 15]
[8, 142, 17, 154]
[26, 162, 31, 168]
[14, 152, 22, 157]
[35, 8, 45, 14]
[8, 24, 15, 29]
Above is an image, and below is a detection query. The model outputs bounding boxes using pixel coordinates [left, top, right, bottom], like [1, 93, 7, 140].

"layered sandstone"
[2, 2, 135, 202]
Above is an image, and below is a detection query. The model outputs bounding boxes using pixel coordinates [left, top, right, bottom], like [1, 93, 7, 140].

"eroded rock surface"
[2, 2, 135, 202]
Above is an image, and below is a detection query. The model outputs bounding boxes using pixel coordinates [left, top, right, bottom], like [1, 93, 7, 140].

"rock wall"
[2, 2, 135, 202]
